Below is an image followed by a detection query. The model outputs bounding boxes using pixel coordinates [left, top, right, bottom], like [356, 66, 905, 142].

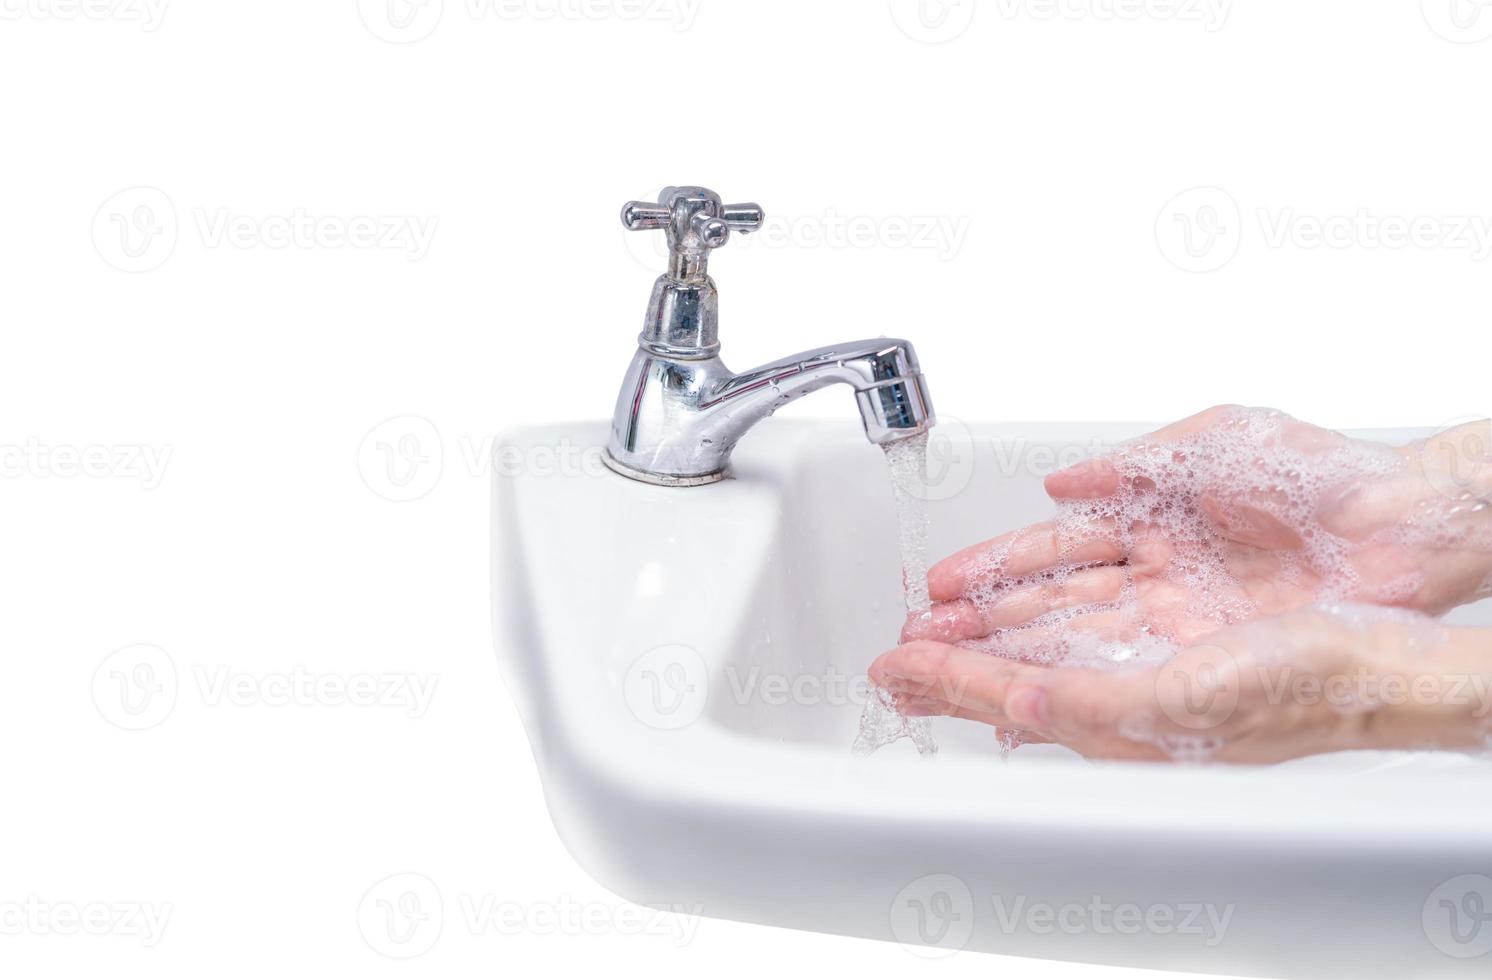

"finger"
[1136, 405, 1243, 443]
[929, 521, 1123, 601]
[975, 565, 1127, 631]
[896, 693, 1005, 727]
[1001, 663, 1162, 748]
[900, 601, 986, 643]
[870, 641, 1048, 718]
[1044, 457, 1121, 499]
[875, 642, 1171, 760]
[1044, 406, 1243, 500]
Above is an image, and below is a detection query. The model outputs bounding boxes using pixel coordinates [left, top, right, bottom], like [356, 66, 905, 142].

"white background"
[2, 0, 1489, 976]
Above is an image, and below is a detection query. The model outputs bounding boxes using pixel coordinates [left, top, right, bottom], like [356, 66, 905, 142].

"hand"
[907, 407, 1492, 659]
[872, 608, 1492, 763]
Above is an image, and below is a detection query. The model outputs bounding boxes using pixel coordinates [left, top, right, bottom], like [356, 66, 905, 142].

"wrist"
[1386, 421, 1492, 610]
[1361, 623, 1492, 752]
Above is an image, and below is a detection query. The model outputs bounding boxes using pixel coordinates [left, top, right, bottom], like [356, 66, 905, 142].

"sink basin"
[493, 418, 1492, 978]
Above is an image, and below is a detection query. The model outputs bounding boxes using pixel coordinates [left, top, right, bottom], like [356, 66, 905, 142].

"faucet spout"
[604, 338, 935, 486]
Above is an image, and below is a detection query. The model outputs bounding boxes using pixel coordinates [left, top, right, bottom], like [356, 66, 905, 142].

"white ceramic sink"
[494, 419, 1492, 978]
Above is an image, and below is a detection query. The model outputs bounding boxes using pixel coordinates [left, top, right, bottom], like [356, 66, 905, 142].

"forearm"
[1366, 624, 1492, 752]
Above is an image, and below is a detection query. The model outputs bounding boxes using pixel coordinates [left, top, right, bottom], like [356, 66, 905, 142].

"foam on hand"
[958, 408, 1484, 671]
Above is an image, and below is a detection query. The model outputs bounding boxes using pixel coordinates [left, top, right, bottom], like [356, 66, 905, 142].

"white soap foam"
[958, 408, 1427, 670]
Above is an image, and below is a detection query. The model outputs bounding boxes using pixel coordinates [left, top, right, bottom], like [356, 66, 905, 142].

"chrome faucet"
[604, 186, 936, 487]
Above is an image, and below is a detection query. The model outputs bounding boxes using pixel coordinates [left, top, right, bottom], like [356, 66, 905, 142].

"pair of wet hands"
[869, 407, 1492, 763]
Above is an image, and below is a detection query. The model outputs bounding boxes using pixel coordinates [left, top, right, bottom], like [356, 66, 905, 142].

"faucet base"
[602, 450, 727, 487]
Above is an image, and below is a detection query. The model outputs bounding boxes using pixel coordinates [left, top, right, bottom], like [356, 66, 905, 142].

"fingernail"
[1005, 686, 1049, 727]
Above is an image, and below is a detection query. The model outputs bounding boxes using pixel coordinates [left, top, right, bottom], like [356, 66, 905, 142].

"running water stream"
[852, 432, 938, 756]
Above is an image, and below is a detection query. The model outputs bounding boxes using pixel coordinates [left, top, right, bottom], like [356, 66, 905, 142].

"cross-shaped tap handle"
[621, 186, 764, 280]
